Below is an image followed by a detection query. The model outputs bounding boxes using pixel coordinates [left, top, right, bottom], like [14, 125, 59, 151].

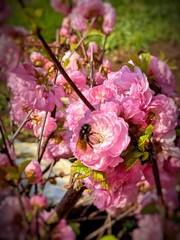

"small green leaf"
[93, 171, 108, 189]
[63, 58, 70, 68]
[18, 160, 31, 175]
[69, 222, 80, 235]
[145, 124, 153, 137]
[99, 235, 117, 240]
[88, 29, 104, 37]
[3, 166, 19, 180]
[71, 160, 92, 176]
[125, 157, 140, 171]
[71, 160, 108, 189]
[122, 145, 141, 170]
[138, 125, 153, 152]
[141, 151, 149, 161]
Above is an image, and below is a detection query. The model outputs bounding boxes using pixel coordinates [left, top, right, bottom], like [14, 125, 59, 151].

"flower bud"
[30, 195, 47, 209]
[25, 161, 42, 184]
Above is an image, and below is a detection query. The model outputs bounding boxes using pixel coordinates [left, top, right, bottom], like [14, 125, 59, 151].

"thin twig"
[45, 160, 55, 180]
[36, 28, 95, 112]
[67, 17, 97, 60]
[85, 205, 137, 240]
[99, 34, 108, 72]
[89, 45, 94, 88]
[10, 110, 33, 145]
[37, 111, 48, 161]
[14, 186, 29, 229]
[0, 124, 14, 166]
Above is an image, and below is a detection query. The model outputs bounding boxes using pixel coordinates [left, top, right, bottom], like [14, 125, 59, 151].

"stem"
[0, 125, 14, 166]
[99, 35, 108, 72]
[37, 111, 48, 160]
[10, 110, 33, 145]
[36, 28, 95, 112]
[45, 160, 55, 180]
[68, 17, 96, 60]
[14, 186, 29, 229]
[89, 45, 94, 88]
[150, 137, 165, 205]
[55, 186, 86, 219]
[150, 137, 166, 239]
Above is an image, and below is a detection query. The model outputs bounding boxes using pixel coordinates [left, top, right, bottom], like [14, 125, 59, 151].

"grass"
[6, 0, 180, 50]
[109, 0, 180, 50]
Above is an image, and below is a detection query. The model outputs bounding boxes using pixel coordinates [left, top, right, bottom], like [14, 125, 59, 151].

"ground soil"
[107, 41, 180, 94]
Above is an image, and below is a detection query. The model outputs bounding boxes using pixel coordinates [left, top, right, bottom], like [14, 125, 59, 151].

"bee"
[77, 124, 93, 151]
[77, 124, 104, 151]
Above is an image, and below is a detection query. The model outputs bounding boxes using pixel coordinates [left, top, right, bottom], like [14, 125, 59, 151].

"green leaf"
[93, 171, 108, 189]
[63, 58, 70, 69]
[140, 53, 151, 73]
[69, 222, 80, 235]
[99, 235, 117, 240]
[129, 53, 141, 67]
[71, 160, 92, 177]
[138, 125, 153, 152]
[88, 29, 104, 37]
[124, 157, 140, 171]
[141, 151, 149, 161]
[18, 160, 31, 175]
[145, 124, 153, 137]
[3, 166, 19, 180]
[71, 160, 108, 189]
[122, 145, 141, 170]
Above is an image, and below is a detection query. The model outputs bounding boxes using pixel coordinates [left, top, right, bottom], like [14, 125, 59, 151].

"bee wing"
[77, 138, 87, 151]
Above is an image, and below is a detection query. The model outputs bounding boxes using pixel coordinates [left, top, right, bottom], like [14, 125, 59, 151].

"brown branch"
[36, 28, 95, 112]
[55, 186, 86, 219]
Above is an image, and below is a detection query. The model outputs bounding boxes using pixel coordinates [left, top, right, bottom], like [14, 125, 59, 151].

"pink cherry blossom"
[30, 195, 47, 209]
[102, 59, 112, 73]
[147, 94, 178, 138]
[66, 100, 88, 131]
[44, 129, 72, 162]
[51, 219, 76, 240]
[31, 111, 57, 137]
[141, 153, 179, 209]
[56, 69, 88, 96]
[0, 196, 31, 240]
[69, 0, 104, 32]
[70, 9, 87, 32]
[87, 42, 98, 58]
[8, 62, 64, 112]
[94, 72, 106, 85]
[62, 51, 84, 71]
[148, 55, 176, 96]
[132, 214, 163, 240]
[0, 147, 16, 167]
[10, 96, 33, 129]
[87, 84, 116, 105]
[0, 34, 20, 79]
[50, 0, 71, 15]
[104, 66, 154, 125]
[84, 163, 142, 210]
[25, 161, 42, 184]
[71, 109, 130, 171]
[102, 3, 116, 35]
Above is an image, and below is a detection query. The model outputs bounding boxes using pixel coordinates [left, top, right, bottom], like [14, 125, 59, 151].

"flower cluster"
[0, 0, 180, 239]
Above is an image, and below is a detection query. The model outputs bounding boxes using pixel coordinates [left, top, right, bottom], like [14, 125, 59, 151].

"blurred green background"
[6, 0, 180, 51]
